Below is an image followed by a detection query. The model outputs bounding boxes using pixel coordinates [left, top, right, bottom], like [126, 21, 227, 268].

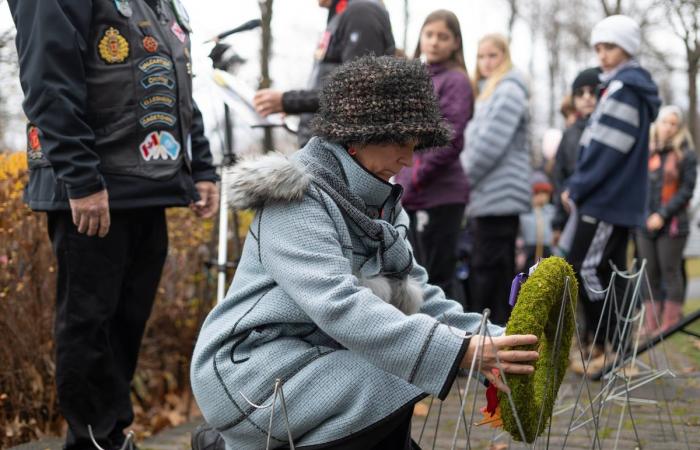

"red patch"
[28, 126, 41, 151]
[142, 36, 159, 53]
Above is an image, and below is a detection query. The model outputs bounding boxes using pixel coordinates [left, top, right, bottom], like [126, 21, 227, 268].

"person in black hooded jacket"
[551, 67, 601, 236]
[253, 0, 396, 147]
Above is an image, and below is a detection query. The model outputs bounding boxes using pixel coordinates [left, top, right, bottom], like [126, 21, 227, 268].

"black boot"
[191, 424, 226, 450]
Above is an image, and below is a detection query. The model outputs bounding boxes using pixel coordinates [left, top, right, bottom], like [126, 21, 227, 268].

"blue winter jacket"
[567, 62, 661, 227]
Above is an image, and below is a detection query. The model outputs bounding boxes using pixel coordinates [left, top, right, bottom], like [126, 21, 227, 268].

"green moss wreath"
[498, 256, 578, 443]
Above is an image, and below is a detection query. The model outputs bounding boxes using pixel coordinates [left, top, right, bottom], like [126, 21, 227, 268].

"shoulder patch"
[141, 72, 176, 90]
[140, 93, 176, 109]
[139, 112, 177, 128]
[138, 55, 173, 73]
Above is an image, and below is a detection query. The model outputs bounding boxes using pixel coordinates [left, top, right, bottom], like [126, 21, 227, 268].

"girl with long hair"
[637, 105, 697, 335]
[460, 33, 531, 325]
[395, 10, 473, 303]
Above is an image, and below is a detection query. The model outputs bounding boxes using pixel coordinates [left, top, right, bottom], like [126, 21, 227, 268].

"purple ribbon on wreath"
[508, 272, 527, 308]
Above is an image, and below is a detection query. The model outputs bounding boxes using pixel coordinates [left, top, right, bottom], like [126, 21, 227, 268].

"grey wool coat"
[461, 69, 531, 218]
[191, 138, 502, 449]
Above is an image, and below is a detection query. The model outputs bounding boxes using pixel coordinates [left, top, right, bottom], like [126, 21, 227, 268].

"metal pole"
[216, 104, 235, 303]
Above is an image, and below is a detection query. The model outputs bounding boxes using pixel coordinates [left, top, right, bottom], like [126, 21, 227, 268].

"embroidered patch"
[142, 36, 159, 53]
[140, 93, 176, 109]
[140, 131, 180, 161]
[138, 55, 173, 73]
[169, 0, 192, 32]
[114, 0, 133, 18]
[141, 72, 176, 90]
[98, 27, 130, 64]
[26, 125, 44, 160]
[139, 112, 177, 128]
[171, 21, 186, 43]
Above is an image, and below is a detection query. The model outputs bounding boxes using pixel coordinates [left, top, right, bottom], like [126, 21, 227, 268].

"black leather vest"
[86, 0, 193, 180]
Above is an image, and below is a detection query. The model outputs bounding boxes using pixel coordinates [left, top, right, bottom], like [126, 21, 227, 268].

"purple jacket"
[396, 63, 473, 210]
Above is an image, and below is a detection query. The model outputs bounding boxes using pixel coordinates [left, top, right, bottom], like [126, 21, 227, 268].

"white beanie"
[590, 15, 641, 57]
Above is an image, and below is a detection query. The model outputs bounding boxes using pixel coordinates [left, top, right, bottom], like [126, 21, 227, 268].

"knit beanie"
[590, 15, 641, 57]
[572, 67, 602, 92]
[311, 55, 452, 150]
[531, 171, 553, 194]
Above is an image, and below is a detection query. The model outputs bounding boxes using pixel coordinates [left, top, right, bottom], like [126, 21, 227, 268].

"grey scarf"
[296, 139, 414, 278]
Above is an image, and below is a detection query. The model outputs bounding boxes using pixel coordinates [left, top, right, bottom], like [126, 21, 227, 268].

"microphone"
[206, 19, 262, 43]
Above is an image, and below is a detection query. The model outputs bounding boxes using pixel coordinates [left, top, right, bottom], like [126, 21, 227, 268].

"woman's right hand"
[460, 334, 539, 393]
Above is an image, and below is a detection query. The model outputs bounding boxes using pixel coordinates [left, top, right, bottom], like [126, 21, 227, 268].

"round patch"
[98, 27, 130, 64]
[142, 36, 159, 53]
[498, 256, 578, 443]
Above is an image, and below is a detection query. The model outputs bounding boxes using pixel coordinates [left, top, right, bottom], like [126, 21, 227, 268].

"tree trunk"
[402, 0, 409, 53]
[688, 53, 699, 147]
[507, 0, 519, 42]
[259, 0, 274, 152]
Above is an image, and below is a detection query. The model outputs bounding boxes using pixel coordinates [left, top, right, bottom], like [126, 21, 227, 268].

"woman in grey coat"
[190, 56, 538, 450]
[461, 33, 531, 325]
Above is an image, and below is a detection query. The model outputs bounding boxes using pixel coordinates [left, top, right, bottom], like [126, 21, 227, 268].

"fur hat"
[590, 15, 641, 57]
[311, 55, 452, 150]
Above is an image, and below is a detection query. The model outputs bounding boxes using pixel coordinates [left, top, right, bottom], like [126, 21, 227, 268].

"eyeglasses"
[573, 86, 596, 98]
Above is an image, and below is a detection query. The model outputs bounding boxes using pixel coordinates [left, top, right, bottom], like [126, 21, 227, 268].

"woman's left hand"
[646, 213, 665, 232]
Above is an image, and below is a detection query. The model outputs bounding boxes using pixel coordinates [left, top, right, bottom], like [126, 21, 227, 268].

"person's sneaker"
[191, 423, 226, 450]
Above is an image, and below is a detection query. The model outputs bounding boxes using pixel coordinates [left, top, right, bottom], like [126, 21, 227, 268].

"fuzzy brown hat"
[310, 55, 452, 150]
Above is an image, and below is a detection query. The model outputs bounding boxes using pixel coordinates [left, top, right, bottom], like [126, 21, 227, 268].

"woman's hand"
[460, 334, 539, 393]
[646, 213, 665, 232]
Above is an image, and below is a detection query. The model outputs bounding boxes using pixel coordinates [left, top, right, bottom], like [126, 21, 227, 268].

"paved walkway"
[12, 316, 700, 450]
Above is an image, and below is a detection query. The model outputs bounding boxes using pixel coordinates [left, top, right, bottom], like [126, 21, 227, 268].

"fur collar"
[225, 152, 312, 210]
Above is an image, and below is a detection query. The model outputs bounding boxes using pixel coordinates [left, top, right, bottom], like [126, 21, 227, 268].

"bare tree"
[665, 0, 700, 145]
[0, 25, 18, 147]
[402, 0, 410, 53]
[505, 0, 519, 41]
[600, 0, 624, 16]
[543, 0, 564, 126]
[258, 0, 274, 152]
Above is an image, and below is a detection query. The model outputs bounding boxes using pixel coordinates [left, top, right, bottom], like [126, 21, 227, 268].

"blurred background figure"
[396, 9, 473, 304]
[552, 67, 602, 245]
[541, 127, 563, 175]
[637, 105, 697, 336]
[253, 0, 395, 147]
[461, 33, 531, 325]
[560, 94, 578, 128]
[519, 171, 555, 271]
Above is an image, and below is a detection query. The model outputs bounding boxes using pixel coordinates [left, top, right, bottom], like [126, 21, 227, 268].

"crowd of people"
[8, 0, 696, 449]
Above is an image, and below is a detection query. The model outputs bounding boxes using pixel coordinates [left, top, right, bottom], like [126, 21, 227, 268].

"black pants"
[47, 208, 168, 450]
[566, 214, 629, 347]
[468, 215, 519, 325]
[298, 405, 419, 450]
[407, 204, 465, 302]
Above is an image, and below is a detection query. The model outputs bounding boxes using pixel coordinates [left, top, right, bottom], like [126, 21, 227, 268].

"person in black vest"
[253, 0, 396, 147]
[8, 1, 218, 449]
